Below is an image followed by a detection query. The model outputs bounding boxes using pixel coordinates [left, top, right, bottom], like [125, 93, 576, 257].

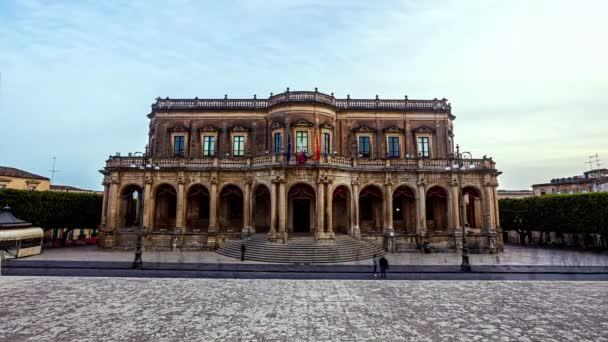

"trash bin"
[423, 241, 431, 254]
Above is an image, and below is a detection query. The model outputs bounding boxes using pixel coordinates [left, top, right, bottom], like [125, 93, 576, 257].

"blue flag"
[285, 133, 291, 163]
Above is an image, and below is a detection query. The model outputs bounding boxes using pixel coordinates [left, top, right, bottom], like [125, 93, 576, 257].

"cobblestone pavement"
[1, 277, 607, 342]
[22, 244, 608, 266]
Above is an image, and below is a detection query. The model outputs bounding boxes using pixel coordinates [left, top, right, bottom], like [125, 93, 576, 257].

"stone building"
[99, 89, 502, 253]
[0, 166, 50, 191]
[532, 169, 608, 195]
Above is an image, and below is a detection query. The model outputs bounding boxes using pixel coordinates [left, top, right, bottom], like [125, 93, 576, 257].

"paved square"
[1, 277, 607, 341]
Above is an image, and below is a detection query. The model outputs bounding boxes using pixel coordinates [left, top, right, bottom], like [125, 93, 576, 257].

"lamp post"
[129, 145, 159, 269]
[447, 144, 473, 272]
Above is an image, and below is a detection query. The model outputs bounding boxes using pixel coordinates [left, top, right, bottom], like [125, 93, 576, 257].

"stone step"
[216, 234, 385, 263]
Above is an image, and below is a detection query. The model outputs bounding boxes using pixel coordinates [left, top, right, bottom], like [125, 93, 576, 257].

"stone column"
[278, 180, 287, 242]
[385, 181, 394, 233]
[108, 178, 120, 230]
[484, 184, 495, 230]
[417, 181, 427, 235]
[243, 179, 252, 237]
[326, 182, 333, 237]
[316, 181, 325, 239]
[208, 178, 218, 233]
[142, 180, 152, 228]
[351, 179, 360, 239]
[100, 179, 110, 227]
[450, 181, 460, 230]
[492, 183, 500, 228]
[175, 177, 185, 230]
[269, 181, 277, 240]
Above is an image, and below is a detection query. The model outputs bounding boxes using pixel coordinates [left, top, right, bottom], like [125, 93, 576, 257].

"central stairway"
[216, 234, 385, 263]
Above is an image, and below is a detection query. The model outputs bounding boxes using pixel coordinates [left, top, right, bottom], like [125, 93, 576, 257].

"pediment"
[199, 125, 217, 132]
[270, 121, 283, 130]
[171, 125, 189, 132]
[320, 122, 334, 130]
[355, 125, 375, 133]
[413, 126, 434, 134]
[232, 125, 248, 132]
[384, 126, 403, 133]
[292, 119, 313, 127]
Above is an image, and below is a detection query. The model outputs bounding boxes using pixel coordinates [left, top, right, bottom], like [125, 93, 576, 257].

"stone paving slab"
[16, 244, 608, 266]
[0, 277, 607, 341]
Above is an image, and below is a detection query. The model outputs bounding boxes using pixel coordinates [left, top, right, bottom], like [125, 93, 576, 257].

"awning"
[0, 227, 44, 241]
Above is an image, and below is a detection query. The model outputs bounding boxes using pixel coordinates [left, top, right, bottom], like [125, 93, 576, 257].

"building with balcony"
[99, 89, 502, 253]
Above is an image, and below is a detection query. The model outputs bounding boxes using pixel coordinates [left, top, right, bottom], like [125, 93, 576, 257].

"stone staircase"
[217, 234, 385, 263]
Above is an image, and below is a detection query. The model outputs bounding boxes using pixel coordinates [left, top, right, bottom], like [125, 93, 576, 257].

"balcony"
[105, 155, 496, 172]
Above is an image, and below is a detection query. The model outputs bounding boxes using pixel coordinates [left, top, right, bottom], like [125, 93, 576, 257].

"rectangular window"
[203, 136, 215, 156]
[358, 136, 371, 158]
[174, 136, 185, 156]
[233, 136, 245, 156]
[296, 131, 308, 152]
[0, 184, 6, 189]
[274, 133, 282, 154]
[28, 185, 37, 191]
[388, 137, 400, 158]
[323, 133, 330, 155]
[417, 137, 430, 158]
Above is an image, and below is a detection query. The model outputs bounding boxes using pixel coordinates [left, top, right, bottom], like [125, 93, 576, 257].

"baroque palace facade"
[99, 89, 502, 252]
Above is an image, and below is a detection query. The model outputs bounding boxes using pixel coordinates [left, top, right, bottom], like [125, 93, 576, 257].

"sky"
[1, 0, 607, 191]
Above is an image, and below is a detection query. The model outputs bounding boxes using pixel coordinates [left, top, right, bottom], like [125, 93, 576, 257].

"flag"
[315, 131, 320, 161]
[285, 133, 291, 163]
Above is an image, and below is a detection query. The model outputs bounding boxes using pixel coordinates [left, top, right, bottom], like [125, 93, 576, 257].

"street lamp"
[446, 144, 474, 272]
[129, 145, 159, 269]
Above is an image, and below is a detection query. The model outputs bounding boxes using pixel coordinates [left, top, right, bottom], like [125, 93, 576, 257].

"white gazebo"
[0, 206, 43, 258]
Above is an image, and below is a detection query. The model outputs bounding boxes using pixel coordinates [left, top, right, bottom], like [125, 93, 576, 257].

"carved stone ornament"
[292, 119, 313, 127]
[171, 125, 189, 132]
[351, 177, 360, 186]
[210, 176, 219, 185]
[232, 125, 248, 132]
[320, 122, 334, 130]
[270, 121, 283, 130]
[413, 126, 434, 134]
[384, 126, 403, 133]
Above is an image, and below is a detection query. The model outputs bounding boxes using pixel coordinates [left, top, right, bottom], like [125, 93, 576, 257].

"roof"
[0, 227, 43, 241]
[50, 184, 89, 192]
[0, 206, 32, 229]
[0, 166, 49, 181]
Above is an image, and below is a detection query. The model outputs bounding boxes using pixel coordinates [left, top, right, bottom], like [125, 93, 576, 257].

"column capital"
[210, 176, 219, 185]
[317, 175, 332, 184]
[271, 175, 286, 184]
[351, 177, 360, 186]
[450, 178, 459, 187]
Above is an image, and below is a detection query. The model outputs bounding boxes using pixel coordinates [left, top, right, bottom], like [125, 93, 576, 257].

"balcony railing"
[151, 91, 451, 113]
[106, 155, 495, 171]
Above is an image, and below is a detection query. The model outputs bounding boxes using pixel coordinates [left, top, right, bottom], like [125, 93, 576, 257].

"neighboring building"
[0, 166, 50, 191]
[497, 190, 534, 199]
[50, 184, 100, 194]
[532, 169, 608, 195]
[99, 90, 502, 253]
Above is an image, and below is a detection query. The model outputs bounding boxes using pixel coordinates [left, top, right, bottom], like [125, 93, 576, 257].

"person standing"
[379, 255, 389, 279]
[372, 254, 378, 277]
[241, 243, 246, 261]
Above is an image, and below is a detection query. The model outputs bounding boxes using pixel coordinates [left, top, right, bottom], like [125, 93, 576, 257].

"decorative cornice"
[171, 125, 189, 133]
[354, 125, 375, 133]
[384, 126, 403, 133]
[270, 121, 283, 130]
[231, 125, 248, 132]
[413, 126, 434, 134]
[292, 119, 313, 128]
[199, 125, 217, 132]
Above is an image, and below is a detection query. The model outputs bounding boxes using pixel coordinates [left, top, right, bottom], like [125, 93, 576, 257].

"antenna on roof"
[587, 153, 600, 170]
[49, 156, 60, 183]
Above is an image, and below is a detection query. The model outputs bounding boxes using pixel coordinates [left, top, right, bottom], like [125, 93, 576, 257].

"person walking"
[241, 243, 246, 261]
[379, 255, 389, 279]
[372, 254, 378, 277]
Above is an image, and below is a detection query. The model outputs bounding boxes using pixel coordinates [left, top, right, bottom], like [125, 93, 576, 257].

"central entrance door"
[293, 199, 310, 233]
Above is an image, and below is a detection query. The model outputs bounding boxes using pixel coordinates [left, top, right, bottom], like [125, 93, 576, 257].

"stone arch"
[153, 183, 177, 230]
[118, 184, 142, 228]
[186, 183, 210, 232]
[331, 184, 351, 235]
[359, 184, 384, 234]
[425, 185, 450, 232]
[392, 184, 417, 234]
[252, 183, 271, 233]
[287, 182, 317, 234]
[219, 184, 244, 233]
[462, 185, 483, 229]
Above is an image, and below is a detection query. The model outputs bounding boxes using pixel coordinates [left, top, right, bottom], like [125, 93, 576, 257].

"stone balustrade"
[105, 155, 495, 171]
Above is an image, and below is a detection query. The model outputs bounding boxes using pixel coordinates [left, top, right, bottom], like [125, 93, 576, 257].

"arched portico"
[359, 185, 384, 234]
[332, 185, 351, 235]
[287, 183, 316, 234]
[392, 185, 416, 234]
[462, 186, 483, 229]
[425, 186, 449, 232]
[252, 184, 271, 233]
[219, 184, 244, 232]
[119, 184, 142, 228]
[186, 184, 210, 232]
[153, 184, 177, 230]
